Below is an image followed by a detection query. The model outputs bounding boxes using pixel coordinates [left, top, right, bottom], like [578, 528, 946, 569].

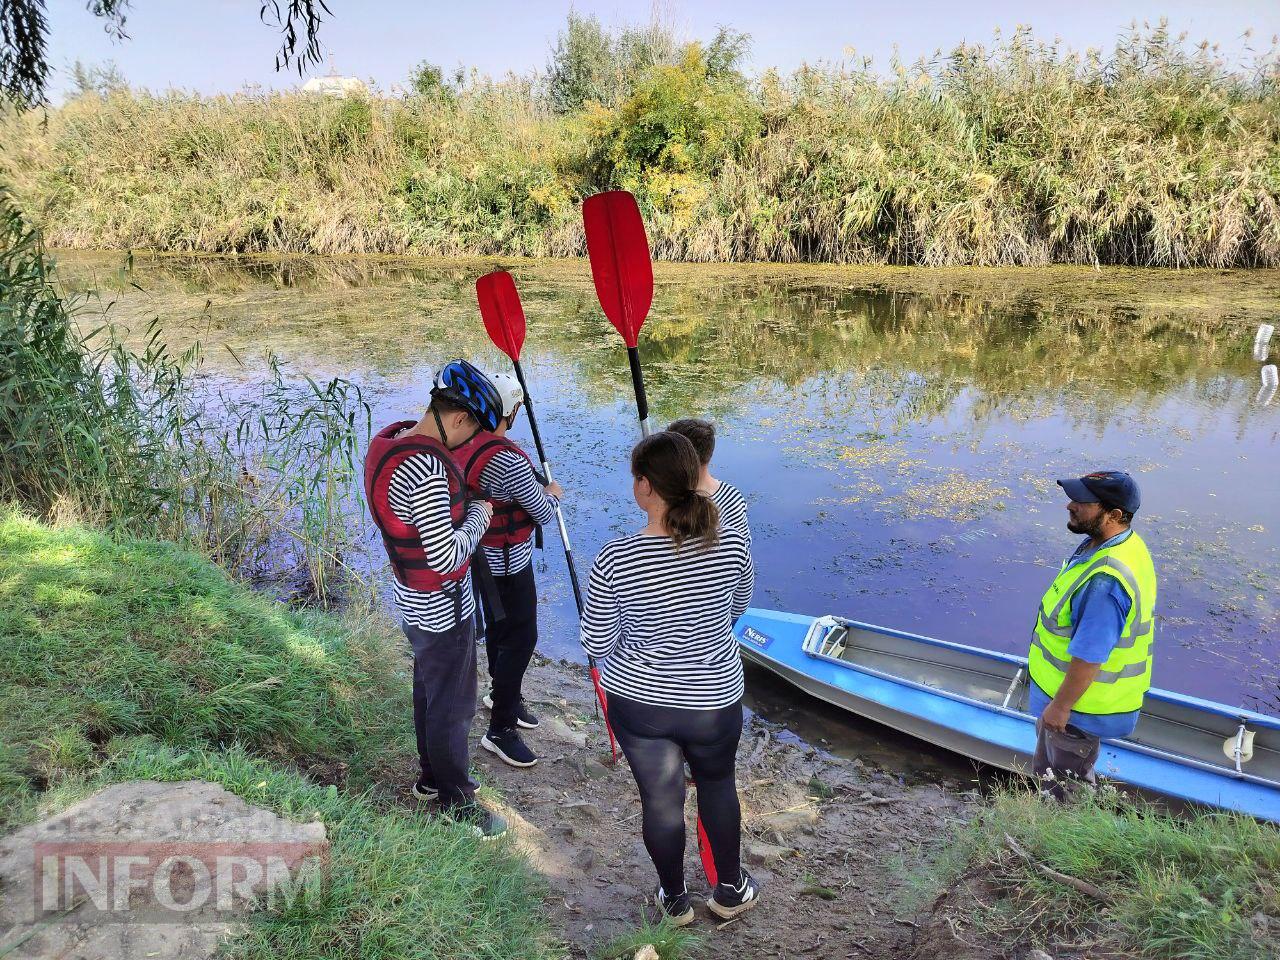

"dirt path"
[455, 654, 977, 960]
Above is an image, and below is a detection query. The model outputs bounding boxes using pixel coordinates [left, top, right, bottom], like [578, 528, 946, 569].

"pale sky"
[45, 0, 1280, 98]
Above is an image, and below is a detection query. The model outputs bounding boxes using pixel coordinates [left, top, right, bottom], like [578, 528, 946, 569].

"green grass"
[0, 511, 558, 959]
[108, 743, 555, 960]
[2, 21, 1277, 266]
[0, 509, 406, 810]
[917, 787, 1280, 960]
[595, 918, 702, 960]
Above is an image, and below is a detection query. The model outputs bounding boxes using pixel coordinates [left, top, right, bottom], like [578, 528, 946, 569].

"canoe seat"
[816, 624, 849, 659]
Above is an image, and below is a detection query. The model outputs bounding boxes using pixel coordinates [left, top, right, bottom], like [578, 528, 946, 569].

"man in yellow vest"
[1028, 470, 1156, 799]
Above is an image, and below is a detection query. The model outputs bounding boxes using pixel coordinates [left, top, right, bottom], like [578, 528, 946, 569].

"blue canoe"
[734, 608, 1280, 822]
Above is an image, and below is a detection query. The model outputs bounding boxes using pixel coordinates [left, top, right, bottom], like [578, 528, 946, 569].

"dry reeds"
[1, 23, 1276, 266]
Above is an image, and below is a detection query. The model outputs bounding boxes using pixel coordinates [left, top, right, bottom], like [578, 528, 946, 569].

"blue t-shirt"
[1030, 530, 1141, 738]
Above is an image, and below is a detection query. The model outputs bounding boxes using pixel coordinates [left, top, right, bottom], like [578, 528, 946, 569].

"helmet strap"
[430, 406, 449, 446]
[439, 419, 483, 452]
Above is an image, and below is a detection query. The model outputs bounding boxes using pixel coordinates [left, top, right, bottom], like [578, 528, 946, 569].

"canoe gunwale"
[812, 613, 1280, 732]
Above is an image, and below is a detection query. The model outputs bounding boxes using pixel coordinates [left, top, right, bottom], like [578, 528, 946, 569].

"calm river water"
[56, 252, 1280, 765]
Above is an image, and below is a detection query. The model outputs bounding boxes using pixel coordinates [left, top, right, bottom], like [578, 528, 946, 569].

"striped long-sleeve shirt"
[580, 529, 754, 709]
[709, 479, 750, 544]
[387, 451, 489, 632]
[477, 448, 558, 576]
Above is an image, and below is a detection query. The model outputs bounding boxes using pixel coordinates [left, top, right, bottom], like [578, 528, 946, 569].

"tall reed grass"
[0, 192, 369, 601]
[2, 23, 1277, 266]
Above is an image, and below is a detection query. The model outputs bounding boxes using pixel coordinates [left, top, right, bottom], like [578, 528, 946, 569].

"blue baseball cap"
[1056, 470, 1141, 514]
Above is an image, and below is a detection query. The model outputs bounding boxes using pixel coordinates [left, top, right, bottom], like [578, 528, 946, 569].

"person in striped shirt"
[458, 372, 563, 768]
[363, 360, 507, 839]
[667, 418, 750, 544]
[581, 431, 760, 925]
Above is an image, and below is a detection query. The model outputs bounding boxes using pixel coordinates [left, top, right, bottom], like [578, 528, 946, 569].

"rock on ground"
[0, 780, 327, 960]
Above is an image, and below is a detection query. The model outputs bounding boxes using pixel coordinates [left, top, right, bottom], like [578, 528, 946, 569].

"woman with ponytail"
[581, 431, 758, 925]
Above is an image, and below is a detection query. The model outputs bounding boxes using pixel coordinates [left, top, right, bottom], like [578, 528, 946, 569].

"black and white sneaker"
[445, 803, 508, 840]
[481, 728, 539, 767]
[708, 869, 760, 920]
[653, 885, 695, 927]
[482, 692, 540, 729]
[411, 778, 439, 802]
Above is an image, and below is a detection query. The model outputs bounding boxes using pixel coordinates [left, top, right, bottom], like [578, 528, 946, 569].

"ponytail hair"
[631, 432, 719, 548]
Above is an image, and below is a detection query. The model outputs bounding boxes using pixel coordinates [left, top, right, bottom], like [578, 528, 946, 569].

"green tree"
[407, 59, 455, 101]
[545, 12, 613, 113]
[702, 26, 751, 79]
[69, 58, 126, 97]
[585, 40, 760, 202]
[545, 11, 683, 113]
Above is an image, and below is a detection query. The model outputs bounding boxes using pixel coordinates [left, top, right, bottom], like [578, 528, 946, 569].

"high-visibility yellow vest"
[1028, 530, 1157, 715]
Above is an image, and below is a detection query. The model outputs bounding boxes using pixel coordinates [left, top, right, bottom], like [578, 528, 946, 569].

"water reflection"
[54, 252, 1280, 720]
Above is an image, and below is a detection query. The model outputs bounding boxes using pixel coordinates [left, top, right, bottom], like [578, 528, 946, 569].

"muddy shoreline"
[451, 652, 978, 959]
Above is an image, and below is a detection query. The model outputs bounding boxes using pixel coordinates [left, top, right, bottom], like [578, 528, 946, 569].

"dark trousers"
[609, 694, 744, 894]
[404, 616, 478, 809]
[478, 564, 539, 732]
[1033, 719, 1100, 801]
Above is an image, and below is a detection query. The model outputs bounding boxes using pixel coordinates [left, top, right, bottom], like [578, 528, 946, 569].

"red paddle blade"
[476, 270, 526, 362]
[582, 190, 653, 349]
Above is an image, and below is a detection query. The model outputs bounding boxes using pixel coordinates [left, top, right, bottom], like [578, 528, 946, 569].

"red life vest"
[451, 432, 540, 552]
[364, 421, 470, 593]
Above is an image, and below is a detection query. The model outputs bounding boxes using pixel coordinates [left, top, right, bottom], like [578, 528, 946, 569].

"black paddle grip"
[627, 347, 649, 429]
[511, 361, 550, 467]
[564, 547, 586, 618]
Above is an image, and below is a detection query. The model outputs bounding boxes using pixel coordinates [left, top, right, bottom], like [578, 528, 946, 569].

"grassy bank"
[0, 511, 557, 959]
[2, 21, 1277, 266]
[918, 788, 1280, 960]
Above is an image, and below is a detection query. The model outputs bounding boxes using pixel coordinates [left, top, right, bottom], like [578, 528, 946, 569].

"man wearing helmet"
[363, 359, 508, 837]
[453, 371, 564, 768]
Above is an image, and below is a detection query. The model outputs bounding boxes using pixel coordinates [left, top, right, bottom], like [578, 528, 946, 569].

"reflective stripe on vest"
[1027, 530, 1157, 715]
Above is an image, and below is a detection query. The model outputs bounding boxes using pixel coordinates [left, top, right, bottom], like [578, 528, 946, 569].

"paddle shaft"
[627, 347, 651, 437]
[508, 358, 616, 759]
[509, 360, 586, 617]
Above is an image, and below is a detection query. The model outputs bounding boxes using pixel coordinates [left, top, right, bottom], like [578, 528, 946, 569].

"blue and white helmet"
[431, 359, 502, 432]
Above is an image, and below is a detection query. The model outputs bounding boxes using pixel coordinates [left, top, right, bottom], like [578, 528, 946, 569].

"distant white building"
[302, 56, 367, 97]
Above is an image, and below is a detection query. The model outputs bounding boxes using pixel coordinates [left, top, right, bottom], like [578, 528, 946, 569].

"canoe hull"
[735, 608, 1280, 822]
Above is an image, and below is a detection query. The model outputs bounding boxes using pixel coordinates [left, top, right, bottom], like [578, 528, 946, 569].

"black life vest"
[364, 421, 470, 594]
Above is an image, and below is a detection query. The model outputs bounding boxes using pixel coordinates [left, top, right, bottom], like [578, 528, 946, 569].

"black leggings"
[608, 694, 743, 893]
